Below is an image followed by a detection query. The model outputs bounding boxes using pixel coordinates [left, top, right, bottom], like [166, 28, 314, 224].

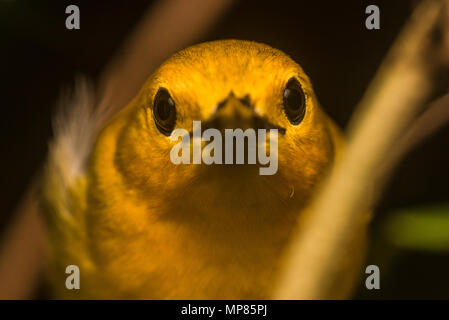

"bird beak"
[203, 92, 286, 134]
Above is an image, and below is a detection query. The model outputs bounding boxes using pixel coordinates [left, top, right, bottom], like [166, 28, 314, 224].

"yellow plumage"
[42, 40, 364, 299]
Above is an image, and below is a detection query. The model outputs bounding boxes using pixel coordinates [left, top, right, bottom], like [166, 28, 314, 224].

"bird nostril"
[216, 99, 228, 111]
[239, 95, 251, 108]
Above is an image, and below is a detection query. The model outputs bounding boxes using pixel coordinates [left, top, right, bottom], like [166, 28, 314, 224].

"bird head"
[111, 40, 339, 218]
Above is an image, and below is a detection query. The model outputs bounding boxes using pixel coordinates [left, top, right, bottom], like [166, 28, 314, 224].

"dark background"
[1, 0, 448, 298]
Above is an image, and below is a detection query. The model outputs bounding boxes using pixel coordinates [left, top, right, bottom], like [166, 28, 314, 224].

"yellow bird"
[42, 40, 365, 299]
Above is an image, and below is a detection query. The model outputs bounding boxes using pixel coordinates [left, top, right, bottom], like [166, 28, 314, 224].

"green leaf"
[383, 204, 449, 252]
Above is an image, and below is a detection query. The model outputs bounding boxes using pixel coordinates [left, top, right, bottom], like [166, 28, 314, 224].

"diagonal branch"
[273, 0, 449, 299]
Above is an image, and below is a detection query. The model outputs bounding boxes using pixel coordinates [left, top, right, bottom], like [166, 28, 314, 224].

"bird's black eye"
[153, 88, 177, 136]
[283, 78, 306, 125]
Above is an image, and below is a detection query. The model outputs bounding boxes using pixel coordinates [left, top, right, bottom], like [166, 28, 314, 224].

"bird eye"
[153, 88, 177, 136]
[283, 78, 306, 125]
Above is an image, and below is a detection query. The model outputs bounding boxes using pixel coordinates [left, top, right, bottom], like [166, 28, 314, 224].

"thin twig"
[0, 183, 47, 299]
[380, 90, 449, 179]
[273, 0, 449, 299]
[96, 0, 234, 126]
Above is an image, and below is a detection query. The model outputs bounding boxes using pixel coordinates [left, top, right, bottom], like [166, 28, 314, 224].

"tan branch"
[0, 183, 47, 299]
[273, 0, 449, 299]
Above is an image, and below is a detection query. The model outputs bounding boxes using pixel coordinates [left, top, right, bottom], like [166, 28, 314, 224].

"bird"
[41, 39, 366, 299]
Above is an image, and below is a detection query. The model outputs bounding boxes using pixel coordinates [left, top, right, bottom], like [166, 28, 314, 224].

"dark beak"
[202, 93, 286, 134]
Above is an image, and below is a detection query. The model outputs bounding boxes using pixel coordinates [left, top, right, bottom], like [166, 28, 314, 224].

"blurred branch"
[97, 0, 234, 125]
[0, 0, 233, 299]
[380, 91, 449, 178]
[0, 183, 47, 299]
[273, 0, 449, 299]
